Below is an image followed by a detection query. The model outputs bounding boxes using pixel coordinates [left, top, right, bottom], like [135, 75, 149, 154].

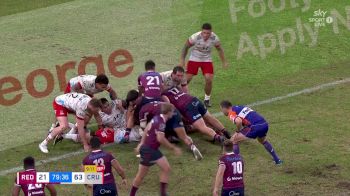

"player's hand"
[212, 189, 219, 196]
[135, 144, 141, 154]
[173, 147, 182, 156]
[83, 144, 91, 152]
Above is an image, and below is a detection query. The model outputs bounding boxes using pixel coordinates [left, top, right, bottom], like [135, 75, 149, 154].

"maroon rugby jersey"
[219, 153, 244, 189]
[14, 169, 46, 196]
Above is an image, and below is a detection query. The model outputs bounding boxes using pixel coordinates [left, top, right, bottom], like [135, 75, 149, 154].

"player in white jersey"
[160, 66, 188, 93]
[39, 93, 102, 153]
[65, 74, 118, 100]
[180, 23, 228, 107]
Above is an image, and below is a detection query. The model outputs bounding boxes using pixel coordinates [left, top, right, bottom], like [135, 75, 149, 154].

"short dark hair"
[89, 98, 102, 108]
[161, 102, 174, 115]
[90, 136, 101, 149]
[220, 100, 232, 108]
[202, 23, 212, 30]
[223, 139, 233, 152]
[100, 98, 109, 105]
[126, 90, 139, 107]
[145, 60, 156, 71]
[95, 74, 109, 85]
[23, 156, 35, 170]
[172, 66, 185, 74]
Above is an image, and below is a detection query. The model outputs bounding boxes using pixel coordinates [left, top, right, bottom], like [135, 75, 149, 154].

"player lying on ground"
[139, 101, 202, 160]
[180, 23, 228, 107]
[82, 137, 127, 196]
[61, 98, 142, 144]
[220, 100, 283, 165]
[162, 86, 231, 143]
[160, 66, 188, 93]
[12, 156, 57, 196]
[130, 103, 182, 196]
[39, 93, 102, 153]
[213, 140, 244, 196]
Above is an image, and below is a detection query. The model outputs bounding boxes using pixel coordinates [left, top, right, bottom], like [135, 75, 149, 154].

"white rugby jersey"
[188, 31, 220, 62]
[99, 100, 126, 129]
[160, 70, 187, 89]
[69, 75, 111, 95]
[55, 93, 91, 119]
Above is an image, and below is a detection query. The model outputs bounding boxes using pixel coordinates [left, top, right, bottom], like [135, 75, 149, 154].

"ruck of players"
[14, 23, 282, 196]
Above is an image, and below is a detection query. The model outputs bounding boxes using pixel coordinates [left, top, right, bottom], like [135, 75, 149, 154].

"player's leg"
[192, 118, 224, 143]
[130, 164, 150, 196]
[202, 111, 231, 139]
[255, 123, 282, 164]
[186, 61, 200, 84]
[230, 132, 249, 154]
[156, 156, 171, 196]
[39, 116, 69, 153]
[173, 127, 203, 160]
[202, 62, 214, 107]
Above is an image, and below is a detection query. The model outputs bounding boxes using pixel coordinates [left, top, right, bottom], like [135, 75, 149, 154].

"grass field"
[0, 0, 350, 195]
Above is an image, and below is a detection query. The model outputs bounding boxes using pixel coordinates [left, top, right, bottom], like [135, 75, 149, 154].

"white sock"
[204, 94, 211, 101]
[68, 127, 76, 134]
[63, 134, 78, 142]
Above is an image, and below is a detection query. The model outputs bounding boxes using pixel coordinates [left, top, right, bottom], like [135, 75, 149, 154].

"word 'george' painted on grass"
[0, 49, 133, 106]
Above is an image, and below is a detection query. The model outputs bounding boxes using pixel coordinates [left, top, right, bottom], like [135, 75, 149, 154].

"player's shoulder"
[190, 31, 202, 39]
[210, 32, 219, 40]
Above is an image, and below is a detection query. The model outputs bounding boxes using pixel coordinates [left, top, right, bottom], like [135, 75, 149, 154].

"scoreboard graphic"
[16, 165, 104, 185]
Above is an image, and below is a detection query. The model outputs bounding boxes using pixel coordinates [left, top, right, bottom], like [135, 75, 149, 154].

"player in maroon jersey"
[82, 137, 127, 196]
[213, 140, 244, 196]
[130, 103, 182, 196]
[162, 86, 231, 142]
[12, 156, 56, 196]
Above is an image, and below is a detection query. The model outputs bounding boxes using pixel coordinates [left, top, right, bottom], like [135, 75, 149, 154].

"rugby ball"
[114, 129, 126, 144]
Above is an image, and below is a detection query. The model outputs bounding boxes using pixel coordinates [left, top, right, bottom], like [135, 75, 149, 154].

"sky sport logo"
[309, 9, 334, 27]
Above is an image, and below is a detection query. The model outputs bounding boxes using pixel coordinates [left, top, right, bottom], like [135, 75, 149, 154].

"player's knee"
[59, 124, 69, 131]
[257, 137, 266, 144]
[163, 165, 171, 174]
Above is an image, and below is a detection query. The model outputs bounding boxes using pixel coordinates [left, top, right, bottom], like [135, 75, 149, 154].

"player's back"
[219, 153, 244, 190]
[143, 115, 166, 150]
[138, 71, 163, 98]
[15, 169, 46, 196]
[162, 87, 193, 111]
[82, 150, 115, 184]
[232, 105, 266, 125]
[139, 101, 162, 123]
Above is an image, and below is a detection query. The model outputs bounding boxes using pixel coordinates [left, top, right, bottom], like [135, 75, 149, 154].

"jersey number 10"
[232, 161, 243, 175]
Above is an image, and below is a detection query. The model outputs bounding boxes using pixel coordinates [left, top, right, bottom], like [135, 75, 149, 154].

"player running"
[130, 103, 181, 196]
[39, 93, 102, 153]
[180, 23, 228, 107]
[162, 87, 231, 142]
[82, 137, 127, 196]
[65, 74, 118, 100]
[220, 100, 283, 165]
[137, 60, 164, 105]
[139, 101, 202, 160]
[12, 156, 57, 196]
[213, 140, 244, 196]
[160, 66, 188, 93]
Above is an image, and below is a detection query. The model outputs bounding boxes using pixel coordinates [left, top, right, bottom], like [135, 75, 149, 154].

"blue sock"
[263, 141, 280, 162]
[233, 144, 240, 154]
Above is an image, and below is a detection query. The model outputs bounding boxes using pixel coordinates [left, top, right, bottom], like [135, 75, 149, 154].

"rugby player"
[12, 156, 57, 196]
[160, 66, 188, 93]
[130, 103, 181, 196]
[137, 60, 164, 105]
[39, 93, 102, 153]
[82, 137, 127, 196]
[162, 87, 231, 142]
[180, 23, 228, 107]
[213, 140, 244, 196]
[220, 100, 283, 165]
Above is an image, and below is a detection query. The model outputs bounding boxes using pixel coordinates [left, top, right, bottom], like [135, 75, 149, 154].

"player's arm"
[111, 159, 127, 181]
[81, 164, 93, 194]
[215, 43, 228, 68]
[136, 121, 151, 153]
[213, 164, 225, 196]
[180, 41, 192, 67]
[11, 184, 20, 196]
[46, 184, 57, 196]
[93, 112, 104, 129]
[234, 117, 243, 132]
[76, 117, 90, 152]
[107, 87, 118, 101]
[156, 132, 181, 155]
[70, 82, 84, 93]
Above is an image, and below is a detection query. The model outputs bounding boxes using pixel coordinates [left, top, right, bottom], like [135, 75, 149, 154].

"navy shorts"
[140, 97, 161, 107]
[241, 122, 269, 139]
[140, 145, 163, 166]
[183, 97, 207, 124]
[93, 183, 117, 196]
[165, 109, 184, 136]
[222, 187, 244, 196]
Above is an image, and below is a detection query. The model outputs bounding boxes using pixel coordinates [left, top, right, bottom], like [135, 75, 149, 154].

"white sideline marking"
[1, 78, 350, 176]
